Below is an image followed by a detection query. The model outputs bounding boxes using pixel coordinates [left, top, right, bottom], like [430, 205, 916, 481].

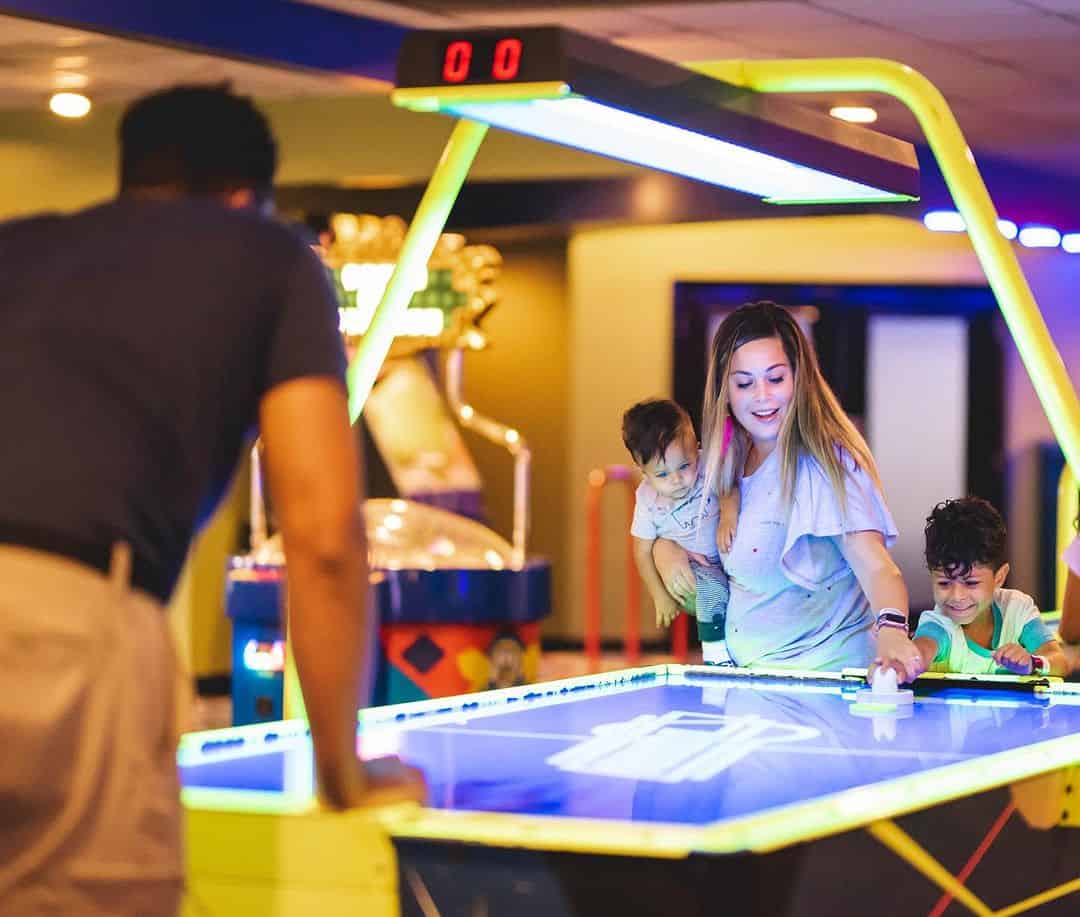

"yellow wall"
[0, 93, 635, 220]
[564, 214, 1066, 640]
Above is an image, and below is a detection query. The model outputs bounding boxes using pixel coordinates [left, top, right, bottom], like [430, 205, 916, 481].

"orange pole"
[584, 468, 605, 671]
[584, 465, 655, 669]
[671, 608, 689, 663]
[598, 465, 642, 666]
[623, 477, 641, 665]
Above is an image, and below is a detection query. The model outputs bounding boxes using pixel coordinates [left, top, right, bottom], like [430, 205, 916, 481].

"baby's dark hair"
[924, 497, 1007, 578]
[622, 399, 695, 466]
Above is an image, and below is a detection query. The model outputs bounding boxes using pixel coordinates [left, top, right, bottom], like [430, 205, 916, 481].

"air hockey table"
[180, 665, 1080, 917]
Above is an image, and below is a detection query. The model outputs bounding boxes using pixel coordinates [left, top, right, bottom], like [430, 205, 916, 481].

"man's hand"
[717, 518, 737, 554]
[871, 627, 925, 684]
[655, 593, 680, 628]
[320, 754, 428, 810]
[992, 642, 1033, 675]
[652, 538, 696, 607]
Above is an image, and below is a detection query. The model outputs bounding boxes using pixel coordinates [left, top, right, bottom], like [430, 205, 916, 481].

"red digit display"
[443, 40, 472, 83]
[492, 38, 522, 81]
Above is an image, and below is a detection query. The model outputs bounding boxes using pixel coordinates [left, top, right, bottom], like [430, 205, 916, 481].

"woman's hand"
[717, 517, 737, 554]
[870, 627, 926, 684]
[652, 538, 696, 608]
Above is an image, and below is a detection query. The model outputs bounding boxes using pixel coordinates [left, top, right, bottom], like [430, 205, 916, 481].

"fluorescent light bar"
[394, 27, 918, 204]
[448, 98, 903, 204]
[996, 219, 1018, 240]
[1018, 225, 1061, 248]
[923, 210, 966, 232]
[1062, 233, 1080, 254]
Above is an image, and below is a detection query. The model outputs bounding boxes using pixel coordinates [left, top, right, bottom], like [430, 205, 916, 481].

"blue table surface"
[180, 671, 1080, 827]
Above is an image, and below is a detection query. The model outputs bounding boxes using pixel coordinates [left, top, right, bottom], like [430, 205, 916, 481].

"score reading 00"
[442, 38, 523, 84]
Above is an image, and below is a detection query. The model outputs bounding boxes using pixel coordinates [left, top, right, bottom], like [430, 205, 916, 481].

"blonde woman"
[654, 301, 923, 681]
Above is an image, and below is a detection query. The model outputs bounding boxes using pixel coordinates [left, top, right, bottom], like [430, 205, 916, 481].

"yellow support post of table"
[866, 819, 993, 917]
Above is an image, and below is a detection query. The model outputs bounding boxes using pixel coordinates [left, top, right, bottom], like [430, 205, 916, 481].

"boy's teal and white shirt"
[914, 587, 1058, 675]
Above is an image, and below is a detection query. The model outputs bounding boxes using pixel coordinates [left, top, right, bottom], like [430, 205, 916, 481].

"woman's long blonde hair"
[701, 302, 882, 509]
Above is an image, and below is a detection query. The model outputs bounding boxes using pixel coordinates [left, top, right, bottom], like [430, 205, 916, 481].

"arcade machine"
[227, 214, 550, 724]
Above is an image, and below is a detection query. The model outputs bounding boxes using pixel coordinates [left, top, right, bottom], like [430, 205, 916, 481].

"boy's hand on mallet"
[992, 643, 1033, 674]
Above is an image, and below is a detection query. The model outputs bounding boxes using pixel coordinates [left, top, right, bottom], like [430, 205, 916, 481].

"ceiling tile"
[810, 0, 1025, 15]
[615, 33, 780, 62]
[1022, 0, 1080, 15]
[633, 2, 847, 31]
[861, 12, 1069, 42]
[454, 7, 662, 37]
[970, 36, 1080, 84]
[300, 1, 456, 28]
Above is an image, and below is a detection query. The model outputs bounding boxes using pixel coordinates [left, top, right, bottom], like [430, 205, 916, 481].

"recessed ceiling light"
[49, 92, 91, 118]
[829, 105, 878, 124]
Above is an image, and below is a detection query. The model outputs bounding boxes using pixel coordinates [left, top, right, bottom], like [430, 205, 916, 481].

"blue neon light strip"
[447, 97, 911, 204]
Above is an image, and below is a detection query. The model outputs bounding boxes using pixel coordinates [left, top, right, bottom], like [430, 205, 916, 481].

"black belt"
[0, 522, 170, 603]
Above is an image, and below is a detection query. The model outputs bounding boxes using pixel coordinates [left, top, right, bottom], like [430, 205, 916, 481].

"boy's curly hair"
[924, 497, 1007, 578]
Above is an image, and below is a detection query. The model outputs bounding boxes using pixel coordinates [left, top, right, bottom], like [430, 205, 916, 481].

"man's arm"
[259, 377, 425, 809]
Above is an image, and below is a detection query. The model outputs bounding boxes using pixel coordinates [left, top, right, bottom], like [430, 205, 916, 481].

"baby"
[622, 399, 739, 665]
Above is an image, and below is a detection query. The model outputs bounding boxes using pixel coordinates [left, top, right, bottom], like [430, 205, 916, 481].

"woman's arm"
[717, 489, 740, 554]
[1061, 569, 1080, 644]
[836, 530, 925, 684]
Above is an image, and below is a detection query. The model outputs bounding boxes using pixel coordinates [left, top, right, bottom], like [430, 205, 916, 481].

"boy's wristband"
[1030, 654, 1049, 676]
[873, 608, 909, 636]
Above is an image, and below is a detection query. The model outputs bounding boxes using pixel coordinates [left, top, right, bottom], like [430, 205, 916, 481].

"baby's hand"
[717, 518, 737, 554]
[655, 594, 680, 629]
[992, 643, 1034, 674]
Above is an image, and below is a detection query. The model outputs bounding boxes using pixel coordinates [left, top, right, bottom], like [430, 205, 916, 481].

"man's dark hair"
[924, 497, 1007, 577]
[119, 84, 277, 203]
[622, 399, 695, 466]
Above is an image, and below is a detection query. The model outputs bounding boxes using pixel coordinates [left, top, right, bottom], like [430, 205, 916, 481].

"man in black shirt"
[0, 85, 425, 915]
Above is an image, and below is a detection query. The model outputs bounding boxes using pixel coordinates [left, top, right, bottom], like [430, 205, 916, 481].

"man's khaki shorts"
[0, 544, 186, 916]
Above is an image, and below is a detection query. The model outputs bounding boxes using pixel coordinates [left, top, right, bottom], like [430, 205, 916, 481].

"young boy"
[912, 497, 1067, 676]
[622, 399, 739, 665]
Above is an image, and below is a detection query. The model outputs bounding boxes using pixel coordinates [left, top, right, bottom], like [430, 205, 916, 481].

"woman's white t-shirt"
[721, 447, 897, 671]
